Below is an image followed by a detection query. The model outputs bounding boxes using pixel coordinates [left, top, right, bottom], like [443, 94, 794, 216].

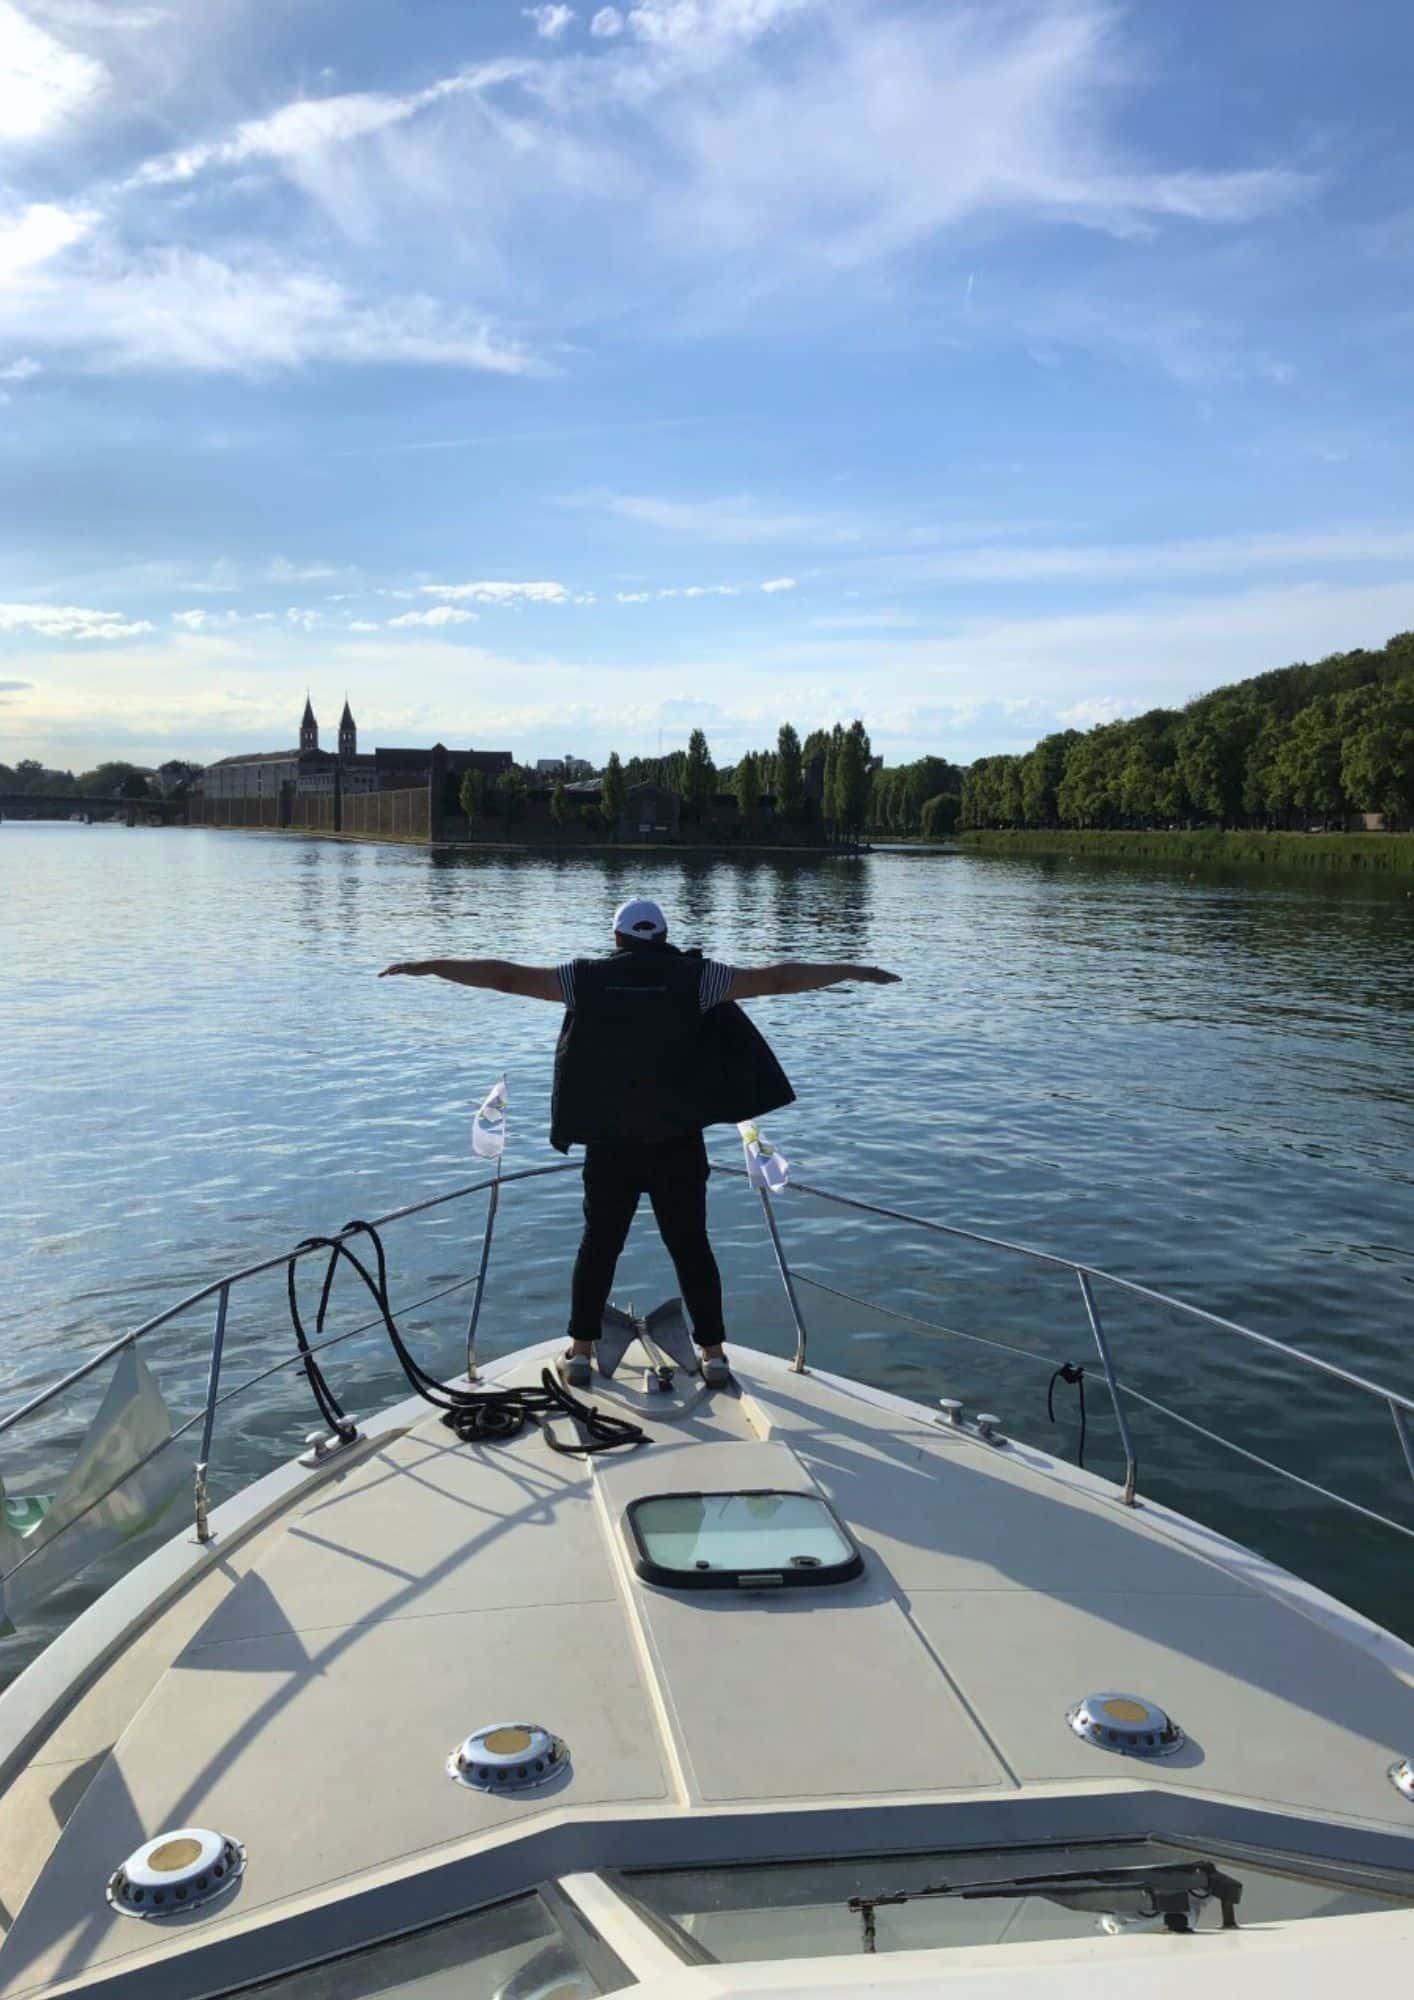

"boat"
[1, 1149, 1411, 1998]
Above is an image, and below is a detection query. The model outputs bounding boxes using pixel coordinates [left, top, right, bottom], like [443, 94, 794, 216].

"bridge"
[0, 794, 189, 821]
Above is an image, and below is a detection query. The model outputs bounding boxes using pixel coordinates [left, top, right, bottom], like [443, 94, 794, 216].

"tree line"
[0, 758, 203, 800]
[963, 630, 1414, 832]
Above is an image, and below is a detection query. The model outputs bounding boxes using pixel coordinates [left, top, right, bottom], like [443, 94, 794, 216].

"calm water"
[3, 823, 1413, 1681]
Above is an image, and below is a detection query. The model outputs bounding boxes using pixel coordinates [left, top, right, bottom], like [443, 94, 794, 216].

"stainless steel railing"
[3, 1157, 1413, 1624]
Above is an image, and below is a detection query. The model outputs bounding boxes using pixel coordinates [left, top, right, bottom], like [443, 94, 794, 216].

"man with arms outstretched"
[382, 897, 899, 1385]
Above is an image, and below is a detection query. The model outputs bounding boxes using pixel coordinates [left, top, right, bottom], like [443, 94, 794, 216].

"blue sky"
[2, 0, 1412, 771]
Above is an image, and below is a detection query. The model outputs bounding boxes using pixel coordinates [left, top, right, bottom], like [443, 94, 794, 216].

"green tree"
[775, 723, 804, 820]
[77, 761, 147, 798]
[920, 792, 961, 838]
[550, 781, 570, 828]
[1020, 732, 1076, 828]
[1340, 678, 1414, 820]
[118, 771, 151, 799]
[458, 769, 485, 826]
[495, 768, 526, 825]
[735, 751, 761, 818]
[1176, 689, 1263, 826]
[683, 729, 715, 823]
[1273, 695, 1347, 822]
[601, 751, 627, 832]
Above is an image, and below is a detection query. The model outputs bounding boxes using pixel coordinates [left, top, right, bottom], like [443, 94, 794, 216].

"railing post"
[1076, 1270, 1138, 1505]
[193, 1281, 230, 1544]
[757, 1188, 810, 1374]
[1391, 1400, 1414, 1492]
[464, 1179, 501, 1383]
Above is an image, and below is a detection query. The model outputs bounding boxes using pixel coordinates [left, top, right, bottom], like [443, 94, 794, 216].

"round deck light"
[1390, 1756, 1414, 1803]
[106, 1827, 245, 1919]
[447, 1722, 568, 1792]
[1067, 1692, 1183, 1758]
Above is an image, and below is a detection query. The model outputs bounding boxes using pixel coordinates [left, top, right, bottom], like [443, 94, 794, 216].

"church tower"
[300, 695, 318, 753]
[339, 698, 356, 761]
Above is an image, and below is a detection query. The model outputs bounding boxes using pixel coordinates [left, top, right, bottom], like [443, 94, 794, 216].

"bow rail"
[3, 1159, 1412, 1637]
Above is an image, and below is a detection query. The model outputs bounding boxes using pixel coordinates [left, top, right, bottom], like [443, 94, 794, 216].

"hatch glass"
[626, 1490, 862, 1587]
[236, 1889, 631, 1997]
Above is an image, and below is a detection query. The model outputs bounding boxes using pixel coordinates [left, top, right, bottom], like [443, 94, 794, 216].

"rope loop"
[1046, 1361, 1087, 1469]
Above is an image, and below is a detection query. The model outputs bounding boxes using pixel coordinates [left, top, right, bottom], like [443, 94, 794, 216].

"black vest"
[550, 944, 796, 1153]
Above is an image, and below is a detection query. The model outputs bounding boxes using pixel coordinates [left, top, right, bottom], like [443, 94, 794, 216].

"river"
[3, 823, 1412, 1680]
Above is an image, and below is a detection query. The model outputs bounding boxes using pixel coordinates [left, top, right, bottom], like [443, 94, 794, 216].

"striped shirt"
[558, 958, 736, 1013]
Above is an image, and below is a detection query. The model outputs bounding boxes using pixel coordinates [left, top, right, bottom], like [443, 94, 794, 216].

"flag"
[739, 1119, 790, 1194]
[472, 1076, 509, 1160]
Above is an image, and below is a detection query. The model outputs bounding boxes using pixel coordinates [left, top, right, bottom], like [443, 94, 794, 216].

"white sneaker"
[557, 1350, 592, 1390]
[700, 1353, 732, 1388]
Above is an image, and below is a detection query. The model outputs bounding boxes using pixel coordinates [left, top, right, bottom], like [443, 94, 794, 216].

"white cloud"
[0, 201, 94, 280]
[573, 490, 857, 544]
[0, 244, 543, 377]
[590, 7, 624, 35]
[625, 0, 811, 54]
[285, 607, 322, 631]
[524, 4, 576, 39]
[681, 583, 739, 597]
[421, 579, 569, 604]
[347, 619, 379, 632]
[910, 524, 1414, 585]
[0, 1, 105, 145]
[760, 576, 797, 592]
[0, 355, 41, 381]
[28, 4, 168, 28]
[1058, 695, 1138, 727]
[269, 555, 345, 582]
[388, 605, 478, 627]
[616, 590, 651, 603]
[0, 601, 152, 640]
[172, 609, 208, 630]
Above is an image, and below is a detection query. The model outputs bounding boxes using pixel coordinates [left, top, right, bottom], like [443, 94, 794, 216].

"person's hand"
[379, 961, 427, 978]
[853, 965, 901, 984]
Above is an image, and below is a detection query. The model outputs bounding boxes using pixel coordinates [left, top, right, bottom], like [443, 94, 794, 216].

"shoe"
[700, 1353, 732, 1389]
[557, 1350, 592, 1390]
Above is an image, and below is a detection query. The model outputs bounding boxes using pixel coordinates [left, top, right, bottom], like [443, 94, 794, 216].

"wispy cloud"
[421, 580, 569, 604]
[0, 355, 41, 382]
[0, 601, 153, 640]
[571, 490, 857, 544]
[909, 524, 1414, 584]
[388, 604, 478, 627]
[760, 576, 796, 592]
[590, 6, 624, 35]
[0, 1, 106, 144]
[524, 4, 576, 40]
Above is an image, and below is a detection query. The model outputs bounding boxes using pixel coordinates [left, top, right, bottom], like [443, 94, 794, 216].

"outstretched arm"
[379, 959, 562, 1002]
[726, 962, 900, 1001]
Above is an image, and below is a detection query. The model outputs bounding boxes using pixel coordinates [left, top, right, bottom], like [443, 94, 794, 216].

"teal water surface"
[3, 823, 1412, 1681]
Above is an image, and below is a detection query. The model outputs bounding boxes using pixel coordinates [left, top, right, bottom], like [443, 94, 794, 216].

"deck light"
[447, 1722, 568, 1792]
[106, 1828, 245, 1919]
[1067, 1692, 1184, 1758]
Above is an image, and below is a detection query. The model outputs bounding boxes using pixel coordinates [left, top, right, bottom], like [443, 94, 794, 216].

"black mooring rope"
[287, 1220, 645, 1456]
[1047, 1361, 1087, 1468]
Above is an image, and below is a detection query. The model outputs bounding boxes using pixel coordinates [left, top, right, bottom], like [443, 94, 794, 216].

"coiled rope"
[287, 1220, 645, 1456]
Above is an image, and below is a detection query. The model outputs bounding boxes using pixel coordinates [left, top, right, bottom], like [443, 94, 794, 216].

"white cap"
[613, 896, 667, 941]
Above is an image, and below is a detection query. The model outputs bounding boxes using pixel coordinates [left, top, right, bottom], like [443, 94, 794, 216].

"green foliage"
[77, 761, 148, 798]
[683, 728, 715, 821]
[0, 759, 77, 795]
[601, 751, 627, 830]
[118, 771, 151, 799]
[920, 792, 960, 838]
[775, 723, 804, 819]
[735, 750, 762, 816]
[959, 828, 1414, 875]
[550, 781, 570, 826]
[494, 768, 526, 823]
[458, 769, 485, 823]
[959, 632, 1414, 833]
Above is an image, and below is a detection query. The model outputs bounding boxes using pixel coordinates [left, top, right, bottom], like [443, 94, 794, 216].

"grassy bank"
[957, 828, 1414, 875]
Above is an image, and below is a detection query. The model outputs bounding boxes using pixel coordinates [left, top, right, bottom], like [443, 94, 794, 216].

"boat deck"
[2, 1337, 1413, 1996]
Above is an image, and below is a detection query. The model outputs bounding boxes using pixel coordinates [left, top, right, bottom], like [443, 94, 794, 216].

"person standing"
[381, 895, 899, 1384]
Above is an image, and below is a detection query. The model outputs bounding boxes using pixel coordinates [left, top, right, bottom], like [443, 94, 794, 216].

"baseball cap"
[613, 896, 667, 940]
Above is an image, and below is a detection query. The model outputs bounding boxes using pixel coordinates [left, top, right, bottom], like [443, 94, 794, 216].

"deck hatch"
[625, 1490, 863, 1589]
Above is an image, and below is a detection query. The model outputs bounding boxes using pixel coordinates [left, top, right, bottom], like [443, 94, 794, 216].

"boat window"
[625, 1491, 862, 1588]
[234, 1889, 633, 1997]
[620, 1838, 1414, 1962]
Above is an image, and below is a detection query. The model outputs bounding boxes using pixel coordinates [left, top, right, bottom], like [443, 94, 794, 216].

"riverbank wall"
[957, 829, 1414, 875]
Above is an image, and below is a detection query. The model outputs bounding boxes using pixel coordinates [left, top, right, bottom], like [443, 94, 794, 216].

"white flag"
[472, 1077, 508, 1160]
[739, 1119, 790, 1194]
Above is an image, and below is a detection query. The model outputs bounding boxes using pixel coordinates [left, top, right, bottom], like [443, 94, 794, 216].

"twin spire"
[300, 695, 357, 757]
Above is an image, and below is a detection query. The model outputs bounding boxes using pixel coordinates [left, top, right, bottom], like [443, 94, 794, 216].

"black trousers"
[567, 1135, 725, 1346]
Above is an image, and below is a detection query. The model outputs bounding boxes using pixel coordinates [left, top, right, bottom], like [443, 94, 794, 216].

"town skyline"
[4, 2, 1414, 771]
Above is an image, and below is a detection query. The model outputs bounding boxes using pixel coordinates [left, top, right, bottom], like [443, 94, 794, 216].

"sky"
[2, 0, 1413, 773]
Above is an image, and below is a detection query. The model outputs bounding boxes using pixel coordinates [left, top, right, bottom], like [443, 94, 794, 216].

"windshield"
[623, 1839, 1414, 1962]
[236, 1891, 631, 1999]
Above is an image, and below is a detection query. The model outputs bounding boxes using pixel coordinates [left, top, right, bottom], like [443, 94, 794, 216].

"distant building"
[535, 754, 594, 780]
[198, 701, 510, 803]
